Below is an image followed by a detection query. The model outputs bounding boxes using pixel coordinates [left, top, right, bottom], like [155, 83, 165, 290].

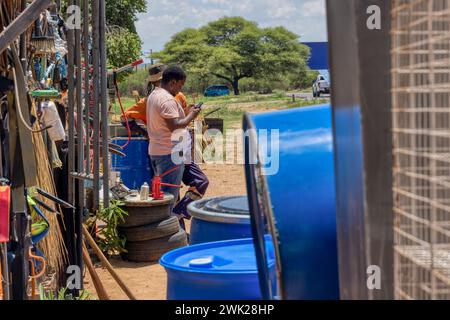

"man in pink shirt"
[147, 65, 201, 218]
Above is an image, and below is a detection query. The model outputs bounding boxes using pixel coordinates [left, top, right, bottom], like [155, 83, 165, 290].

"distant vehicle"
[312, 73, 330, 97]
[204, 85, 230, 97]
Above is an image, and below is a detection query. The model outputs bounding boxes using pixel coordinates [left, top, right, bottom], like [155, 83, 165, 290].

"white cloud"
[300, 0, 326, 17]
[136, 0, 327, 52]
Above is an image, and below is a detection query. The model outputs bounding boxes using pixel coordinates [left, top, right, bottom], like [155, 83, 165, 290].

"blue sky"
[136, 0, 327, 54]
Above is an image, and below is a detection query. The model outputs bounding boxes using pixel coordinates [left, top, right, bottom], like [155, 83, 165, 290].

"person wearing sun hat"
[121, 64, 189, 131]
[120, 64, 166, 134]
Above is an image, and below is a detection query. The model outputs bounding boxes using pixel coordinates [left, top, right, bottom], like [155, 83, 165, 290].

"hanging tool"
[33, 187, 75, 210]
[27, 196, 50, 298]
[33, 197, 58, 214]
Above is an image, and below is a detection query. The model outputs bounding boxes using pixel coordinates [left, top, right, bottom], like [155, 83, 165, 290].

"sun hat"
[148, 63, 167, 82]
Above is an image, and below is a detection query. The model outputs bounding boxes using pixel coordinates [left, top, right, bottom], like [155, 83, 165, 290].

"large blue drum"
[188, 196, 252, 245]
[244, 104, 340, 300]
[160, 237, 276, 300]
[111, 137, 153, 190]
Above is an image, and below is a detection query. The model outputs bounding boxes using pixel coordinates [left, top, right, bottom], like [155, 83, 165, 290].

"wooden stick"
[82, 225, 137, 300]
[82, 243, 109, 300]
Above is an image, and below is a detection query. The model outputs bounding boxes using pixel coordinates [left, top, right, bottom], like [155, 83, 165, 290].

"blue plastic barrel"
[244, 104, 340, 300]
[111, 137, 153, 190]
[188, 196, 252, 244]
[160, 237, 276, 300]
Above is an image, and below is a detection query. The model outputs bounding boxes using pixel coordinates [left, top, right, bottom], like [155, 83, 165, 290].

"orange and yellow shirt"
[124, 92, 188, 125]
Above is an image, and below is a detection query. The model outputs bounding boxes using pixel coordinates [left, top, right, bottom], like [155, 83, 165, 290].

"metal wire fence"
[392, 0, 450, 300]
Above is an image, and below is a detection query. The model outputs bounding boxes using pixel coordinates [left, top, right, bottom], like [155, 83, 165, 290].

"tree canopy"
[105, 0, 147, 34]
[60, 0, 146, 69]
[154, 17, 311, 95]
[106, 27, 142, 69]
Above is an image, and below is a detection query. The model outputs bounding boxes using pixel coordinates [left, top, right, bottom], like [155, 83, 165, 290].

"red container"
[0, 186, 10, 243]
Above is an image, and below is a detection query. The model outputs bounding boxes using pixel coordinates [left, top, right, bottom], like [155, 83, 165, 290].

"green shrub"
[118, 68, 149, 97]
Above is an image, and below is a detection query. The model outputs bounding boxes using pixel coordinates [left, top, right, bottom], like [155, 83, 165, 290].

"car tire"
[317, 91, 321, 97]
[117, 201, 172, 228]
[123, 229, 188, 262]
[118, 215, 180, 242]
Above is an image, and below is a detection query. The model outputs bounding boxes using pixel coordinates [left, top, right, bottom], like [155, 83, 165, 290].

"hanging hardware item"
[11, 48, 49, 134]
[32, 186, 75, 210]
[0, 0, 53, 55]
[27, 196, 49, 298]
[31, 12, 56, 55]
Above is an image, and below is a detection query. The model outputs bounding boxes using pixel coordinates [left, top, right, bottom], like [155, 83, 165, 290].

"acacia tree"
[155, 17, 310, 95]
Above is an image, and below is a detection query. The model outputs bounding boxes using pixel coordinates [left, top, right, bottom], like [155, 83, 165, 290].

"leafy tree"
[60, 0, 146, 33]
[154, 17, 310, 95]
[106, 27, 142, 69]
[105, 0, 147, 33]
[60, 0, 146, 69]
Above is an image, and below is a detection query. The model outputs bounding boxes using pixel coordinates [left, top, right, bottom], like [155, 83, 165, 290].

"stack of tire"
[118, 195, 188, 262]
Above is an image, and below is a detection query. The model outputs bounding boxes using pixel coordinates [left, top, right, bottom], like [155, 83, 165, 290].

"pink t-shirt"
[146, 87, 188, 156]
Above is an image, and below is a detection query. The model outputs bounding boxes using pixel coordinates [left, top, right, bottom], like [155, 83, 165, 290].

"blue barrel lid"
[188, 196, 250, 224]
[160, 237, 274, 274]
[206, 196, 249, 214]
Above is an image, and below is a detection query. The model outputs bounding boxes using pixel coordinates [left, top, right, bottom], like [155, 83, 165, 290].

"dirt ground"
[84, 163, 247, 300]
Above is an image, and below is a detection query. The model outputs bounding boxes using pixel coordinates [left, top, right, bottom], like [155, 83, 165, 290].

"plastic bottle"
[140, 182, 149, 201]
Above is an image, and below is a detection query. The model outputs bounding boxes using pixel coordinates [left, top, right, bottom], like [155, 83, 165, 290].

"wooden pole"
[82, 225, 137, 300]
[82, 243, 109, 300]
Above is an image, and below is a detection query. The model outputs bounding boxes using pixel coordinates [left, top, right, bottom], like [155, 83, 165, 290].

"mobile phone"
[195, 102, 204, 110]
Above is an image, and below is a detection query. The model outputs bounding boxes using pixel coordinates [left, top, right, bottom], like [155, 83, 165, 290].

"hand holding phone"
[195, 102, 204, 110]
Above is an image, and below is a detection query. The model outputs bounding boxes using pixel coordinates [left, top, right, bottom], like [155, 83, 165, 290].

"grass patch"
[110, 96, 138, 121]
[207, 98, 329, 130]
[109, 92, 328, 130]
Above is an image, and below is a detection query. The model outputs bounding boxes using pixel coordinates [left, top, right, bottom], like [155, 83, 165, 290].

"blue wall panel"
[303, 42, 329, 70]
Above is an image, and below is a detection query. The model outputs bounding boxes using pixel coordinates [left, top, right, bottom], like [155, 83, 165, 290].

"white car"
[312, 74, 330, 97]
